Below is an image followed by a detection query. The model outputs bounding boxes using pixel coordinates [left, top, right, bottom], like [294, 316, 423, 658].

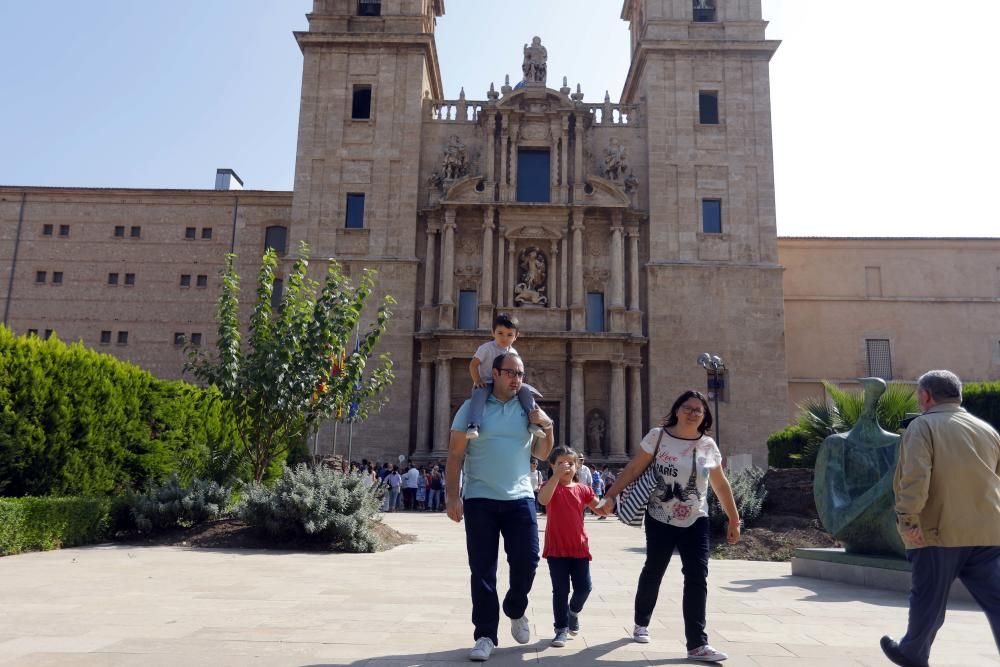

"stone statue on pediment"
[522, 36, 547, 84]
[514, 246, 548, 306]
[603, 138, 629, 181]
[442, 135, 468, 180]
[587, 410, 606, 456]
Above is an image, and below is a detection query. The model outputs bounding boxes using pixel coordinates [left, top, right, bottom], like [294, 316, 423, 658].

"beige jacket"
[894, 404, 1000, 548]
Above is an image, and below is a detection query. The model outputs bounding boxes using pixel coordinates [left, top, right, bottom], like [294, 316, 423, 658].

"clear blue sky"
[2, 1, 997, 237]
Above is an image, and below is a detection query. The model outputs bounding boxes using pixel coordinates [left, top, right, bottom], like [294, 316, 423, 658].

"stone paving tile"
[1, 513, 997, 666]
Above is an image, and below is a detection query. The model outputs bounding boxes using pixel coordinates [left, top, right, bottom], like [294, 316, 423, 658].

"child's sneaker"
[551, 629, 569, 647]
[567, 611, 580, 635]
[687, 644, 728, 662]
[528, 423, 545, 438]
[632, 625, 650, 643]
[466, 424, 480, 440]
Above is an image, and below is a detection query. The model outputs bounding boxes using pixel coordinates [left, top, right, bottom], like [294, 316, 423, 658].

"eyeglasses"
[679, 406, 705, 416]
[497, 368, 525, 379]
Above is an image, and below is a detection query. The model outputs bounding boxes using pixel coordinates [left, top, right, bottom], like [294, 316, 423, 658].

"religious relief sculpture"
[603, 138, 629, 181]
[513, 246, 548, 306]
[521, 36, 548, 84]
[624, 172, 639, 194]
[441, 135, 468, 181]
[587, 410, 606, 456]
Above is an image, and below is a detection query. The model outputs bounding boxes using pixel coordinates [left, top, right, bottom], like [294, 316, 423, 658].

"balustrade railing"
[423, 99, 640, 126]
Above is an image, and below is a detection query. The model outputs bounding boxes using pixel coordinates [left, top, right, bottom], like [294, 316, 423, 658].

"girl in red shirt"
[537, 446, 602, 647]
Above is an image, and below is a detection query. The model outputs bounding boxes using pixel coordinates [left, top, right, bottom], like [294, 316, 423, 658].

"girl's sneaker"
[687, 644, 728, 662]
[633, 625, 650, 643]
[567, 611, 580, 635]
[551, 629, 569, 647]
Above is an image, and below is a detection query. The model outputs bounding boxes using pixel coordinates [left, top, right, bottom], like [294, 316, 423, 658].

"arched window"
[264, 226, 288, 254]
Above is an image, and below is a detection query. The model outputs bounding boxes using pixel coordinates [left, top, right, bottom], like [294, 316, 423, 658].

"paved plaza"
[0, 512, 996, 666]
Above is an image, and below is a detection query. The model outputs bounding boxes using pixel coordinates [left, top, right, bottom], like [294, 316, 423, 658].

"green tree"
[185, 245, 395, 482]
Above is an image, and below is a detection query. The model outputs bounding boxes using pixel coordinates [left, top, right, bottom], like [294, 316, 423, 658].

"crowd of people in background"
[345, 456, 620, 515]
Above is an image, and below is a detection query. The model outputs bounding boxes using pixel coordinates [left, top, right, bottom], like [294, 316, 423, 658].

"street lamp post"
[697, 353, 726, 448]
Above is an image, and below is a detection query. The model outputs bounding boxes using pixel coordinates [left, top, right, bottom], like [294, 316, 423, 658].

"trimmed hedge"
[0, 496, 123, 556]
[965, 381, 1000, 431]
[767, 425, 812, 468]
[0, 326, 241, 497]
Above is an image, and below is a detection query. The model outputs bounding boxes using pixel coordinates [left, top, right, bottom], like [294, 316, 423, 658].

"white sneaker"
[510, 615, 531, 644]
[632, 624, 650, 643]
[469, 637, 494, 661]
[688, 644, 728, 662]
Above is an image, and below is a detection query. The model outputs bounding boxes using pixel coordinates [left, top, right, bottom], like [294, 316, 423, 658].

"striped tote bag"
[616, 428, 666, 527]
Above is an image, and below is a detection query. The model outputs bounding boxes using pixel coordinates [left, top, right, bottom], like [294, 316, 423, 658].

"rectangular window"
[693, 0, 716, 22]
[52, 272, 63, 285]
[44, 329, 53, 340]
[516, 149, 551, 203]
[35, 271, 46, 284]
[201, 227, 212, 240]
[196, 275, 208, 288]
[352, 85, 372, 120]
[108, 273, 119, 285]
[190, 332, 202, 346]
[117, 331, 129, 345]
[179, 274, 191, 287]
[100, 330, 111, 344]
[357, 0, 381, 17]
[185, 227, 196, 240]
[130, 226, 141, 238]
[699, 91, 719, 124]
[114, 225, 125, 237]
[264, 226, 288, 254]
[702, 199, 722, 234]
[27, 329, 38, 336]
[458, 290, 478, 330]
[586, 292, 606, 333]
[59, 225, 70, 237]
[124, 273, 135, 286]
[866, 339, 892, 380]
[42, 224, 53, 236]
[173, 332, 185, 346]
[345, 193, 365, 229]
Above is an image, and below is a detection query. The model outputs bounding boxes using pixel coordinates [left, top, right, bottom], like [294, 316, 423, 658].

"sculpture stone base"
[791, 548, 973, 603]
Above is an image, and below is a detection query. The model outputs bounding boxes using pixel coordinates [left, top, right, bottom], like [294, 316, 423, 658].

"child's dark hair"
[662, 390, 713, 435]
[547, 445, 581, 466]
[493, 313, 520, 332]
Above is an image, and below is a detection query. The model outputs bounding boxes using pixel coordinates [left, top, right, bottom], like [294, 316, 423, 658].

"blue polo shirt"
[451, 394, 534, 501]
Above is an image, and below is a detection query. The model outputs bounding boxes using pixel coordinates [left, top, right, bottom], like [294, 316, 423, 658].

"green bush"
[767, 425, 812, 468]
[0, 496, 118, 555]
[964, 381, 1000, 432]
[128, 475, 231, 534]
[708, 466, 767, 532]
[0, 326, 241, 497]
[239, 463, 384, 553]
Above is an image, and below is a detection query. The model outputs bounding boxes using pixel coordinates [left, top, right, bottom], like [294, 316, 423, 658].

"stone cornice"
[0, 186, 293, 206]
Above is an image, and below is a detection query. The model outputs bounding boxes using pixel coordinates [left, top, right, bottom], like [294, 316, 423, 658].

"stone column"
[431, 358, 452, 456]
[570, 209, 585, 330]
[610, 213, 625, 309]
[628, 364, 643, 455]
[609, 360, 627, 458]
[627, 227, 640, 311]
[560, 115, 570, 203]
[421, 221, 439, 330]
[549, 119, 560, 202]
[509, 122, 519, 202]
[549, 239, 560, 308]
[507, 238, 516, 309]
[441, 209, 456, 306]
[571, 360, 585, 450]
[496, 224, 506, 308]
[416, 360, 434, 454]
[479, 207, 494, 327]
[573, 112, 585, 199]
[560, 234, 568, 316]
[500, 114, 510, 200]
[485, 113, 496, 187]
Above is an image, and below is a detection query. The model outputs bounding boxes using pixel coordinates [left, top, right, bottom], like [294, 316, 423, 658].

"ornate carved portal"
[514, 246, 548, 306]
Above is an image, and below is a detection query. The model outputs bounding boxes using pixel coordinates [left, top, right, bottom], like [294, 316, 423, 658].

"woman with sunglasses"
[598, 390, 741, 663]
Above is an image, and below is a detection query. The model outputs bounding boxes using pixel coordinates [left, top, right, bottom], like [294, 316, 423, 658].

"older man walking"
[446, 352, 554, 662]
[881, 370, 1000, 667]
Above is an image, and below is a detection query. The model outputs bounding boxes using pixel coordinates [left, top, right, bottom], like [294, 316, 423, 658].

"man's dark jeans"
[464, 497, 539, 646]
[547, 557, 592, 631]
[634, 515, 710, 651]
[899, 546, 1000, 665]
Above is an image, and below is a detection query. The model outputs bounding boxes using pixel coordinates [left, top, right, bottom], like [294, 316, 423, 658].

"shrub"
[766, 425, 812, 468]
[0, 496, 117, 555]
[239, 463, 384, 553]
[708, 466, 767, 533]
[128, 475, 231, 534]
[964, 381, 1000, 432]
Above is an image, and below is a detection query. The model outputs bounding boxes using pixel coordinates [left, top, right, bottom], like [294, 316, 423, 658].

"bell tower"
[620, 0, 788, 463]
[288, 0, 445, 455]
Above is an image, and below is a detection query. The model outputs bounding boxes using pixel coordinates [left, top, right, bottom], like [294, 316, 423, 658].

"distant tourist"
[598, 390, 741, 663]
[880, 370, 1000, 667]
[446, 351, 554, 661]
[386, 467, 402, 512]
[428, 466, 444, 512]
